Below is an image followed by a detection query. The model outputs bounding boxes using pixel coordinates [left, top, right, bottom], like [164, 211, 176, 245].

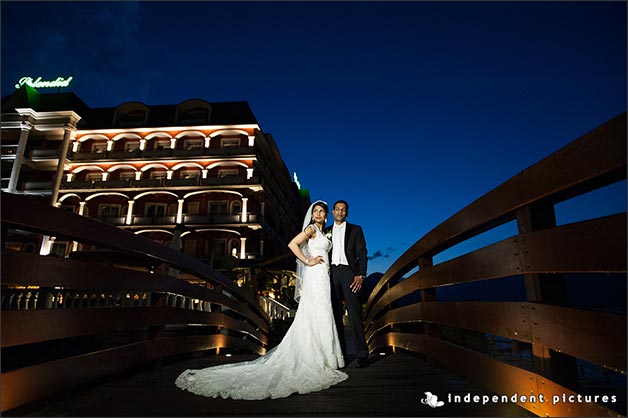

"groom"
[325, 200, 369, 368]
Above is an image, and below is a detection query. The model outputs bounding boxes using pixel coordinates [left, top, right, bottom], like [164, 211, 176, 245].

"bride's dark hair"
[307, 201, 328, 226]
[312, 201, 328, 214]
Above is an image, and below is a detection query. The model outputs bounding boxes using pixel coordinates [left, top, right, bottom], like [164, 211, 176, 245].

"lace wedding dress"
[175, 222, 347, 400]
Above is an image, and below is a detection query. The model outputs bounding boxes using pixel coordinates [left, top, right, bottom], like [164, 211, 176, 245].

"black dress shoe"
[356, 358, 369, 368]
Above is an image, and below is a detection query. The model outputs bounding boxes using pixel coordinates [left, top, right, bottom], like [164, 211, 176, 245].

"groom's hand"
[350, 275, 364, 293]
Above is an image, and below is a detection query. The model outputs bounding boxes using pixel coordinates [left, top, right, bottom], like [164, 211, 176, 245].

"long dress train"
[175, 224, 347, 400]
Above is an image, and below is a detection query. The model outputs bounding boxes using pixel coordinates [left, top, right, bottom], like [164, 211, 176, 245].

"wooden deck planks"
[9, 352, 533, 417]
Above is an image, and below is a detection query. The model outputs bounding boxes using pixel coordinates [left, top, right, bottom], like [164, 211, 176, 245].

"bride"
[175, 200, 348, 399]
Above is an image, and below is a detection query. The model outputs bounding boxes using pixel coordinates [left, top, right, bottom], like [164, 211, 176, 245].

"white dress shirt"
[331, 222, 349, 266]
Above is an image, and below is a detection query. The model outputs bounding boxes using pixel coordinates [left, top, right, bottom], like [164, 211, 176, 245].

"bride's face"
[312, 205, 327, 224]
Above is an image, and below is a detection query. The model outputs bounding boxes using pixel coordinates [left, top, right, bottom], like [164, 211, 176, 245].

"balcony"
[60, 180, 93, 189]
[23, 181, 54, 191]
[97, 216, 126, 226]
[29, 148, 61, 159]
[1, 145, 18, 157]
[93, 180, 131, 189]
[128, 215, 177, 225]
[106, 213, 263, 227]
[131, 179, 161, 188]
[108, 150, 140, 159]
[184, 214, 240, 224]
[164, 177, 199, 187]
[141, 149, 172, 158]
[206, 147, 253, 156]
[172, 149, 202, 157]
[72, 151, 107, 161]
[60, 176, 261, 191]
[67, 146, 255, 162]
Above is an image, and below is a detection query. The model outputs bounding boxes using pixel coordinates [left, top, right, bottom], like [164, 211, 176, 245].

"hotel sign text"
[15, 76, 73, 89]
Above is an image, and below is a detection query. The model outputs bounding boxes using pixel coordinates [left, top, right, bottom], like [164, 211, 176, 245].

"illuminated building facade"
[2, 85, 310, 275]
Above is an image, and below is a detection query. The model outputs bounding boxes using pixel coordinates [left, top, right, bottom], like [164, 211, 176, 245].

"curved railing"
[1, 191, 270, 412]
[365, 112, 626, 417]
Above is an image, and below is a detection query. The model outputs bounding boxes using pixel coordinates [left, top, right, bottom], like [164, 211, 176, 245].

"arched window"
[114, 102, 149, 128]
[176, 99, 211, 124]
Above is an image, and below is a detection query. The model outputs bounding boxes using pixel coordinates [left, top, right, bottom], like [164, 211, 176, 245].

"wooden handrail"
[1, 191, 272, 412]
[1, 191, 268, 324]
[1, 251, 268, 332]
[365, 213, 626, 325]
[364, 112, 627, 417]
[367, 112, 626, 309]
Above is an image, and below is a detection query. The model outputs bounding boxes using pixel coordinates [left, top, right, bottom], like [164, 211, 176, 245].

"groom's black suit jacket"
[325, 222, 368, 277]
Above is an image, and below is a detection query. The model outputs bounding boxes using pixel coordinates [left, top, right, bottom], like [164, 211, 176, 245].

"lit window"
[86, 172, 102, 182]
[145, 203, 166, 217]
[180, 170, 200, 179]
[149, 171, 167, 179]
[119, 172, 135, 180]
[218, 169, 239, 178]
[221, 138, 240, 148]
[155, 140, 170, 151]
[91, 143, 107, 153]
[184, 139, 203, 150]
[209, 201, 228, 215]
[98, 204, 120, 218]
[125, 142, 140, 152]
[187, 202, 200, 215]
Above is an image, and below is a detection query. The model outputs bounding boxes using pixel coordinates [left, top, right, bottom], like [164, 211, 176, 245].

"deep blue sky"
[2, 1, 626, 274]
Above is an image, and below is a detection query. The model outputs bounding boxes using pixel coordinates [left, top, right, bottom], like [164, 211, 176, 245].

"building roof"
[2, 86, 258, 129]
[2, 85, 92, 117]
[84, 101, 258, 129]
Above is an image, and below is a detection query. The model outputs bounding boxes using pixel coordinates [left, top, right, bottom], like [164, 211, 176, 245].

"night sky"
[2, 1, 626, 275]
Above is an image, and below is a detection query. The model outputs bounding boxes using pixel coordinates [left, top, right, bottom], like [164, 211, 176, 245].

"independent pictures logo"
[421, 392, 445, 408]
[420, 390, 618, 409]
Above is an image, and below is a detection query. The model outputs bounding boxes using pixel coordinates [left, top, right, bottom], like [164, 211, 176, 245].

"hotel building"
[2, 85, 309, 290]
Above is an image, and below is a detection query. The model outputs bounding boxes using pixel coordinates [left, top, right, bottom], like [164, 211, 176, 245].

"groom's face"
[332, 203, 348, 224]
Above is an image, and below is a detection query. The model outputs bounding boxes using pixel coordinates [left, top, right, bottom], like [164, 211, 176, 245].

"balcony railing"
[23, 181, 54, 191]
[1, 145, 18, 157]
[108, 150, 141, 159]
[67, 146, 255, 161]
[98, 213, 261, 227]
[97, 216, 126, 225]
[61, 176, 261, 190]
[93, 179, 130, 189]
[129, 215, 177, 225]
[164, 177, 199, 187]
[258, 295, 296, 322]
[131, 178, 161, 188]
[29, 148, 61, 159]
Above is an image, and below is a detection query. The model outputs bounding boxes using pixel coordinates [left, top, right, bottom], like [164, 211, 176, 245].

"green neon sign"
[15, 76, 73, 89]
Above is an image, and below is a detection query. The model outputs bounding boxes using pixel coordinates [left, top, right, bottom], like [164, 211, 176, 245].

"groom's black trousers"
[330, 264, 369, 360]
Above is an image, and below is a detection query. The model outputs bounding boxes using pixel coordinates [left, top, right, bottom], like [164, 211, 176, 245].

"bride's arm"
[288, 225, 323, 265]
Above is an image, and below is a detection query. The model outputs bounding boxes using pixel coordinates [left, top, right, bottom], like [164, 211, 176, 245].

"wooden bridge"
[2, 113, 626, 416]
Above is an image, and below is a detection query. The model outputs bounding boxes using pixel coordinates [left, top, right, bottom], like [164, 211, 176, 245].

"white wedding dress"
[175, 223, 347, 400]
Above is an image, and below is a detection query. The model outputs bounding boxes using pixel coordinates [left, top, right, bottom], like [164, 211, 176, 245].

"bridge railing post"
[418, 256, 442, 364]
[516, 202, 579, 391]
